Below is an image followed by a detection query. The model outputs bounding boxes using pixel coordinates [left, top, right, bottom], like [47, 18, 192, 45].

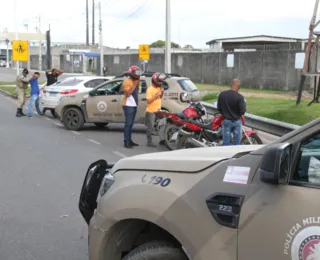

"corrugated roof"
[206, 35, 306, 45]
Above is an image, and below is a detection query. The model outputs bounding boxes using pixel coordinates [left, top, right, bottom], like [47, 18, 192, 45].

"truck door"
[86, 80, 123, 122]
[238, 132, 320, 260]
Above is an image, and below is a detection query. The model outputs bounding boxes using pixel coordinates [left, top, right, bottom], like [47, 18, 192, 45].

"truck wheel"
[63, 107, 85, 131]
[123, 241, 187, 260]
[94, 123, 109, 128]
[164, 123, 179, 151]
[241, 133, 263, 145]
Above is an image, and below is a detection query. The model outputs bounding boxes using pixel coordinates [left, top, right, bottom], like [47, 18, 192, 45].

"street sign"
[139, 44, 150, 61]
[12, 40, 29, 61]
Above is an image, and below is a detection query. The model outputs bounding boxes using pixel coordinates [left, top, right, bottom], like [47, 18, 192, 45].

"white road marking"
[87, 139, 101, 145]
[113, 151, 127, 158]
[44, 117, 51, 121]
[71, 131, 81, 135]
[53, 122, 63, 127]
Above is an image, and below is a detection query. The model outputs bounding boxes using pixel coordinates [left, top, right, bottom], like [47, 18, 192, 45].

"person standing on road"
[103, 65, 108, 76]
[45, 68, 64, 86]
[15, 68, 30, 117]
[27, 72, 43, 118]
[217, 79, 246, 146]
[121, 65, 141, 148]
[145, 72, 166, 147]
[43, 68, 64, 114]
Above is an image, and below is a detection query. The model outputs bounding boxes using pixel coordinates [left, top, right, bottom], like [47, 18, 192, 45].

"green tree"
[184, 44, 194, 49]
[150, 40, 180, 48]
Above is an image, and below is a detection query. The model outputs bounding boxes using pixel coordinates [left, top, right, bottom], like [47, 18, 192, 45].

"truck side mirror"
[259, 143, 292, 184]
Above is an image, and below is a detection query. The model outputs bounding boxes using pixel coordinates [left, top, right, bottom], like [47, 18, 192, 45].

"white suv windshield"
[54, 78, 84, 87]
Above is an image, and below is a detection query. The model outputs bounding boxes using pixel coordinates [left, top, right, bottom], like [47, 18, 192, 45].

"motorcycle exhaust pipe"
[185, 137, 207, 148]
[179, 128, 193, 136]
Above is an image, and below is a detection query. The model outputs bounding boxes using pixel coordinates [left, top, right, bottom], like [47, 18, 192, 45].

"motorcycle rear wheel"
[241, 133, 263, 145]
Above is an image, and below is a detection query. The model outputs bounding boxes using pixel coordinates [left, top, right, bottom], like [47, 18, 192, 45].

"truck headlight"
[180, 92, 190, 102]
[97, 171, 115, 200]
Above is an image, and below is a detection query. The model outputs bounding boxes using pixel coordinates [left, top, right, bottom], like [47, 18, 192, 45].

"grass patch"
[0, 86, 31, 96]
[205, 96, 320, 126]
[197, 83, 288, 94]
[0, 81, 46, 85]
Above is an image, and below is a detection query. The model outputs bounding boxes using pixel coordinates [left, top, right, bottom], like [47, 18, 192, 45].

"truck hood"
[112, 145, 264, 173]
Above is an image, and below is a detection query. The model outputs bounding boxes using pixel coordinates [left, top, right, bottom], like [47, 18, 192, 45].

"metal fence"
[201, 102, 300, 137]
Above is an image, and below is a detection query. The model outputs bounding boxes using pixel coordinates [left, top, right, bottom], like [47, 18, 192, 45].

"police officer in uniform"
[16, 68, 30, 117]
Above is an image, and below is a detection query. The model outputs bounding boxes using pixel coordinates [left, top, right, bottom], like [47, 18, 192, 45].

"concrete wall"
[28, 50, 307, 90]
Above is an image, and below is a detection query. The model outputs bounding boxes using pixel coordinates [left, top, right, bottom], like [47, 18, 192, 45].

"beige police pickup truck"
[79, 117, 320, 260]
[55, 72, 201, 131]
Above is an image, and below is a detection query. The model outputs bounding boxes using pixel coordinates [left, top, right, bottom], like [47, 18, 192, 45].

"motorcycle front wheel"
[164, 123, 180, 150]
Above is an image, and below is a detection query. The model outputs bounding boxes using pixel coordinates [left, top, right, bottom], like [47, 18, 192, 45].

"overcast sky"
[0, 0, 318, 48]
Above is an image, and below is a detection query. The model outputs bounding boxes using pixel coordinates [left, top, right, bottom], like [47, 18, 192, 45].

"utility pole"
[296, 0, 320, 104]
[86, 0, 89, 46]
[5, 38, 9, 68]
[165, 0, 171, 73]
[14, 0, 19, 75]
[38, 15, 42, 71]
[92, 0, 95, 45]
[99, 1, 104, 76]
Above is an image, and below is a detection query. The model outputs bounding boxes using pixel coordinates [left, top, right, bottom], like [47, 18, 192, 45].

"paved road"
[0, 93, 168, 260]
[0, 67, 79, 82]
[0, 89, 277, 260]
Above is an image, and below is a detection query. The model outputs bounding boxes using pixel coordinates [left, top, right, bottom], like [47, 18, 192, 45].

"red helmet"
[152, 72, 167, 87]
[128, 65, 142, 79]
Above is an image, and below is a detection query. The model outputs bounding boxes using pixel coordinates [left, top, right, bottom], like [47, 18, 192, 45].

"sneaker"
[38, 112, 44, 116]
[124, 143, 133, 149]
[28, 115, 32, 118]
[159, 140, 166, 146]
[148, 142, 156, 147]
[130, 141, 139, 146]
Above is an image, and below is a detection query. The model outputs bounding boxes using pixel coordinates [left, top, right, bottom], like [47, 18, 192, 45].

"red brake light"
[60, 89, 78, 95]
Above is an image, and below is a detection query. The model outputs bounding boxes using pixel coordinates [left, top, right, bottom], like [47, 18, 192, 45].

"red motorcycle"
[156, 102, 207, 150]
[175, 113, 263, 149]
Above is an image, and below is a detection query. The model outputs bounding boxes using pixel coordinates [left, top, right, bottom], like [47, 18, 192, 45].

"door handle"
[206, 193, 244, 229]
[141, 98, 147, 101]
[111, 99, 117, 102]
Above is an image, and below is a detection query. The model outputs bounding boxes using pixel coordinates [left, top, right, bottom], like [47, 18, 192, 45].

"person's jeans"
[145, 112, 156, 143]
[222, 119, 242, 146]
[28, 94, 41, 116]
[123, 106, 137, 144]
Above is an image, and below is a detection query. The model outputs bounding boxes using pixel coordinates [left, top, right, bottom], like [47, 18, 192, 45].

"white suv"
[40, 76, 114, 117]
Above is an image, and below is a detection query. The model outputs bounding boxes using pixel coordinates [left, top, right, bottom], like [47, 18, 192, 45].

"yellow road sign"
[139, 44, 150, 61]
[12, 40, 29, 62]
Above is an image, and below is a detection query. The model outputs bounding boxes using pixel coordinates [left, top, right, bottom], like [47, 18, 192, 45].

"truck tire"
[94, 123, 109, 128]
[123, 241, 187, 260]
[63, 107, 85, 131]
[241, 133, 263, 145]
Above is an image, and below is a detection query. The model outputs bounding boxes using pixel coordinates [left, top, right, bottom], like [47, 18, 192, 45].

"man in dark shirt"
[46, 68, 64, 86]
[217, 79, 246, 146]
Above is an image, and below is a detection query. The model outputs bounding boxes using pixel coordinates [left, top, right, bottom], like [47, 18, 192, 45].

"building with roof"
[206, 35, 306, 52]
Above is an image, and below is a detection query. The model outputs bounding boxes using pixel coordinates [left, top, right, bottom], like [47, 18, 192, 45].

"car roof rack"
[114, 71, 182, 79]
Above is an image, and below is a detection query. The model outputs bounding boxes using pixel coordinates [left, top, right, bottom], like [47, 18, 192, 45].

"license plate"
[158, 118, 167, 127]
[171, 131, 179, 141]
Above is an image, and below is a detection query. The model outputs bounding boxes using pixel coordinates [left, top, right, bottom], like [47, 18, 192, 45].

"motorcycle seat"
[189, 120, 212, 130]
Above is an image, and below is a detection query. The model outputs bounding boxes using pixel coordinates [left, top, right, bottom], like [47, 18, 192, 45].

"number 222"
[141, 175, 171, 187]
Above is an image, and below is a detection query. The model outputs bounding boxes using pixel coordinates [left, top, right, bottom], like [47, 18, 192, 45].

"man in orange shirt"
[122, 65, 141, 148]
[145, 72, 166, 147]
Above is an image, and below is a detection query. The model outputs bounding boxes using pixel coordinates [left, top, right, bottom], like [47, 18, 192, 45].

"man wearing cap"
[15, 68, 30, 117]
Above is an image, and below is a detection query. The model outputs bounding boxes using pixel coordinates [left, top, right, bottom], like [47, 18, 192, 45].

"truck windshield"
[178, 79, 198, 92]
